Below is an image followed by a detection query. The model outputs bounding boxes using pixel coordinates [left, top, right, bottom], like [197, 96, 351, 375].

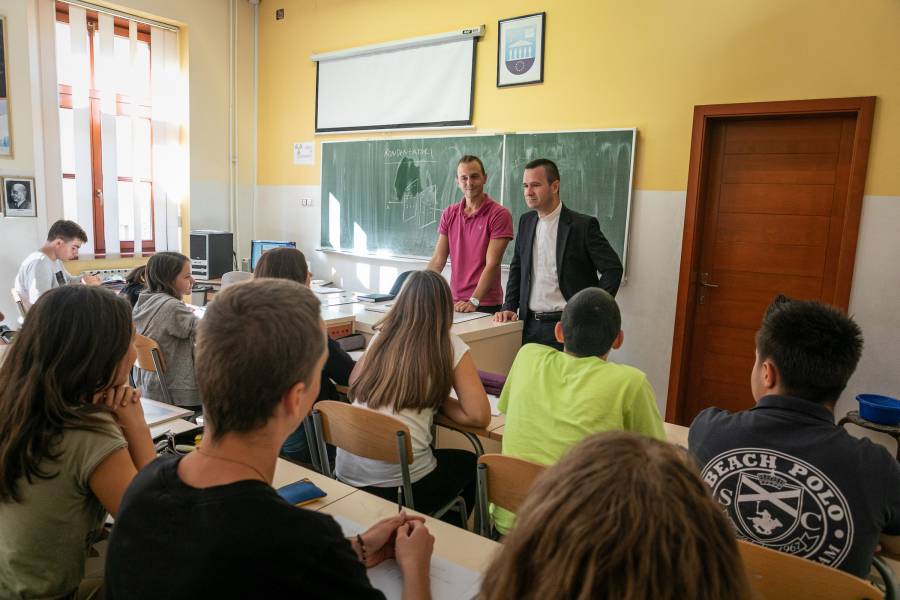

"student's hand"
[358, 511, 425, 567]
[82, 273, 102, 286]
[454, 300, 476, 313]
[94, 385, 147, 431]
[92, 384, 141, 408]
[395, 520, 434, 579]
[493, 310, 518, 323]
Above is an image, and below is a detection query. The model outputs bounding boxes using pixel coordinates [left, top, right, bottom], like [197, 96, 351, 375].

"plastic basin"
[857, 394, 900, 426]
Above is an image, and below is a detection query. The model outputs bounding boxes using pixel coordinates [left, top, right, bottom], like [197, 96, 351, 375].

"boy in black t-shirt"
[689, 296, 900, 578]
[106, 279, 434, 599]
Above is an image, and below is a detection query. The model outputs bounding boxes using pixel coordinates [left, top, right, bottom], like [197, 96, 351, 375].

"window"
[55, 2, 155, 256]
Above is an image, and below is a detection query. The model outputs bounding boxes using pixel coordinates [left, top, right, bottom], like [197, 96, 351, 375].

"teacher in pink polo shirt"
[427, 155, 513, 313]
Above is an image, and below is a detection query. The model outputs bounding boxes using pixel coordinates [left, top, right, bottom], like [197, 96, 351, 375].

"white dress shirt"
[528, 202, 567, 312]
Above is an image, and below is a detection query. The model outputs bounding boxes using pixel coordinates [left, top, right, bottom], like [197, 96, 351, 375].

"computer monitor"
[250, 240, 297, 271]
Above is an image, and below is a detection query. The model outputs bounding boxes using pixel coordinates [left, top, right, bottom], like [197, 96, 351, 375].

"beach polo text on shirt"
[701, 448, 852, 569]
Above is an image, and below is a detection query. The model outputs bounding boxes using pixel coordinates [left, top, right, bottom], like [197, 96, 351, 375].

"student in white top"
[14, 220, 101, 310]
[335, 270, 491, 522]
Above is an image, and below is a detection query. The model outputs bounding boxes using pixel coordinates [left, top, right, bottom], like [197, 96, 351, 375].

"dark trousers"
[522, 314, 564, 350]
[364, 449, 476, 526]
[479, 305, 502, 315]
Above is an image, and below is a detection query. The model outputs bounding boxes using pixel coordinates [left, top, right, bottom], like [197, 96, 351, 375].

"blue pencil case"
[277, 478, 327, 506]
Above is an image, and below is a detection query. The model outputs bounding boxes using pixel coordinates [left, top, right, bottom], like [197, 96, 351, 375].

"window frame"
[55, 3, 156, 257]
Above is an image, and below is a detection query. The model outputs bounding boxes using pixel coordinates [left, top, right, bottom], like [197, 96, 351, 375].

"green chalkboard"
[320, 136, 504, 258]
[501, 130, 636, 265]
[320, 130, 636, 267]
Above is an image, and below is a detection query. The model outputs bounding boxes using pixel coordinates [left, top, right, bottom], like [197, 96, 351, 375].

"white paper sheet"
[364, 303, 393, 313]
[312, 286, 345, 294]
[333, 515, 482, 600]
[450, 390, 501, 416]
[451, 312, 490, 324]
[141, 398, 194, 427]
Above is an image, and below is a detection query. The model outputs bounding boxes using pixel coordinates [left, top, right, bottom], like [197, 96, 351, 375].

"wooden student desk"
[437, 416, 691, 456]
[322, 302, 523, 376]
[273, 458, 359, 511]
[319, 486, 501, 575]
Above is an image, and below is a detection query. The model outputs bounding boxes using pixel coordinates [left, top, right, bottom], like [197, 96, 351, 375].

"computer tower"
[189, 230, 233, 280]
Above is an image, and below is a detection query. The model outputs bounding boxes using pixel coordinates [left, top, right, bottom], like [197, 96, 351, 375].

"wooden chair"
[311, 400, 468, 527]
[10, 288, 27, 322]
[133, 333, 174, 406]
[738, 539, 883, 599]
[475, 453, 546, 537]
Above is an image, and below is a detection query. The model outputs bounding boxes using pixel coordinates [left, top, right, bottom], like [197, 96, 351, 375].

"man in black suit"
[494, 158, 623, 349]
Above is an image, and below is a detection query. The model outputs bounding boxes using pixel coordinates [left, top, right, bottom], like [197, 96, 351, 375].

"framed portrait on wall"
[497, 12, 546, 87]
[0, 15, 11, 157]
[3, 177, 36, 217]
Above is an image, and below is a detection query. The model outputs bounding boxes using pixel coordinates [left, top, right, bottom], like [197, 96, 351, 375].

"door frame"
[665, 97, 876, 424]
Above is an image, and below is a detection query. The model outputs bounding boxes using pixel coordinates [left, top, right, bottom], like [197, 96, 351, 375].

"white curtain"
[150, 26, 182, 252]
[58, 5, 183, 256]
[68, 6, 94, 255]
[96, 14, 121, 254]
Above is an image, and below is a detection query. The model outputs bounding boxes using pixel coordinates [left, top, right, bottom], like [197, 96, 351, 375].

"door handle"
[700, 272, 718, 288]
[698, 272, 718, 305]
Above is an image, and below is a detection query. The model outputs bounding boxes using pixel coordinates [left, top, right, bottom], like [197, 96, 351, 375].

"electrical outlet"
[300, 197, 313, 207]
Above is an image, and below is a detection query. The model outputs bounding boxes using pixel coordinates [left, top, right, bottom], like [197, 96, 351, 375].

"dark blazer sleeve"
[318, 337, 355, 400]
[586, 217, 623, 296]
[324, 337, 355, 386]
[503, 215, 525, 313]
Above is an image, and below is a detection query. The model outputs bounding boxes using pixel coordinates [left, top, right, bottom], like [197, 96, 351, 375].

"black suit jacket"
[503, 205, 623, 319]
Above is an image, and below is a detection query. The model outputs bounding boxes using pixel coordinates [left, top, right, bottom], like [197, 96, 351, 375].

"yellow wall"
[257, 0, 900, 195]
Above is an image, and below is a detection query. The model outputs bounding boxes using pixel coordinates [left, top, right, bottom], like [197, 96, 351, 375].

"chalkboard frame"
[318, 127, 637, 273]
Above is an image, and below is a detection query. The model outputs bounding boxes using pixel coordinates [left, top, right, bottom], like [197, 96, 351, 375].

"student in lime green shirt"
[493, 287, 665, 534]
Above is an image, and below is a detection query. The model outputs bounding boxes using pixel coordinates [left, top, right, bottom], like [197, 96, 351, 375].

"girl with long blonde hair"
[336, 270, 490, 520]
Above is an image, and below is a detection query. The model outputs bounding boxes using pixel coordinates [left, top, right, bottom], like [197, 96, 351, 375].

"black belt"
[532, 311, 563, 322]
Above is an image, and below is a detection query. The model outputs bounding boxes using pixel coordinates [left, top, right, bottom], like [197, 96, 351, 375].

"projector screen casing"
[315, 38, 476, 132]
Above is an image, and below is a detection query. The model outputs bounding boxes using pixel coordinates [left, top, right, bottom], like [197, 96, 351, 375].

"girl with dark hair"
[336, 270, 491, 521]
[0, 286, 155, 599]
[132, 252, 200, 409]
[119, 264, 146, 308]
[253, 247, 355, 463]
[480, 432, 751, 600]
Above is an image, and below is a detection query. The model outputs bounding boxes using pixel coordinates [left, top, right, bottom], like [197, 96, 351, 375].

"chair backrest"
[388, 270, 413, 298]
[313, 400, 413, 464]
[134, 333, 167, 373]
[477, 454, 546, 514]
[220, 270, 252, 288]
[738, 540, 883, 600]
[10, 288, 27, 319]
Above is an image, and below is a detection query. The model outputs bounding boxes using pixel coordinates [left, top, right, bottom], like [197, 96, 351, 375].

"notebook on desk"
[142, 398, 194, 427]
[334, 515, 482, 600]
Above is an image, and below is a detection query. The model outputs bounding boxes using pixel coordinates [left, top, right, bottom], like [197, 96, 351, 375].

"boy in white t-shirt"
[14, 220, 100, 310]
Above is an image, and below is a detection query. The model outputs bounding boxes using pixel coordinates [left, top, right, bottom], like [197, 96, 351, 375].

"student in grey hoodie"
[132, 252, 200, 409]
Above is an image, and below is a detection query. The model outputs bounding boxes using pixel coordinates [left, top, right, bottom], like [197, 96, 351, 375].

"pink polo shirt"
[438, 195, 513, 305]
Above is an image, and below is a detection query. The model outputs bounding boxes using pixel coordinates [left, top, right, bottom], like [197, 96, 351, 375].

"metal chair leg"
[397, 431, 415, 510]
[476, 462, 490, 537]
[304, 415, 321, 473]
[150, 348, 174, 405]
[312, 410, 333, 478]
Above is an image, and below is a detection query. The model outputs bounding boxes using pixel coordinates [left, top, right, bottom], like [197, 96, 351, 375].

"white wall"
[0, 0, 48, 326]
[256, 184, 900, 427]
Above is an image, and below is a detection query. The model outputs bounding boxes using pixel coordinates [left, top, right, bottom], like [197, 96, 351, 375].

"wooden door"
[668, 98, 875, 426]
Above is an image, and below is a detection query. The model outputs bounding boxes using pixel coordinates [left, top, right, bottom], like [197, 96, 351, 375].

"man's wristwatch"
[469, 297, 481, 308]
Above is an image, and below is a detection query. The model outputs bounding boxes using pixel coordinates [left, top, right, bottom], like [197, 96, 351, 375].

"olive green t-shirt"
[492, 344, 665, 534]
[0, 412, 126, 599]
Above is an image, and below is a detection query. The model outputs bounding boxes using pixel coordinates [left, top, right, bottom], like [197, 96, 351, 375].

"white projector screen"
[315, 38, 476, 132]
